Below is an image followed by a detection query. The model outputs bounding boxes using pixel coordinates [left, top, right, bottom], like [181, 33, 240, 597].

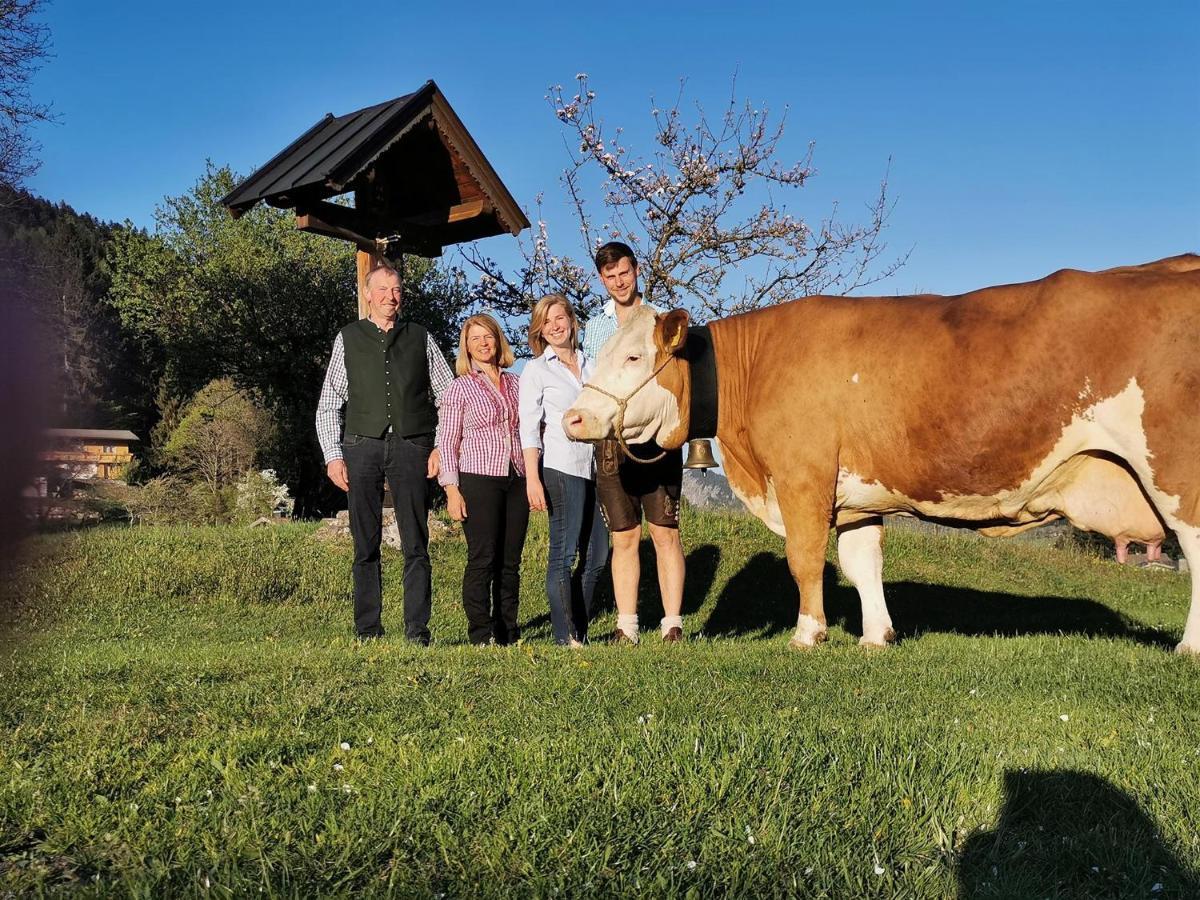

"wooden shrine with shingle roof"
[221, 80, 528, 314]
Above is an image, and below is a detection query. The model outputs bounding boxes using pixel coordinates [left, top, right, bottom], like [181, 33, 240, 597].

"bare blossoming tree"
[461, 74, 905, 328]
[458, 196, 602, 330]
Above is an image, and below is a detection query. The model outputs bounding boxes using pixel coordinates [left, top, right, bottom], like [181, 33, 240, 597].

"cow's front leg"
[836, 518, 894, 647]
[782, 498, 835, 649]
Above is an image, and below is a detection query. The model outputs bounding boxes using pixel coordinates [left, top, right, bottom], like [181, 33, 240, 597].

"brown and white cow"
[564, 255, 1200, 652]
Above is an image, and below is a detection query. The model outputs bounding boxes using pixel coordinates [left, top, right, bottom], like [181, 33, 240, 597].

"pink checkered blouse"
[436, 370, 525, 486]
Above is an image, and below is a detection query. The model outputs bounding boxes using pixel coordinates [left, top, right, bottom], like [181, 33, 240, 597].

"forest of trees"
[2, 171, 478, 515]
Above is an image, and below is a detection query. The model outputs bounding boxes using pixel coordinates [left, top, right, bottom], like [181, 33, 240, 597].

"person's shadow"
[958, 769, 1199, 898]
[702, 557, 1176, 647]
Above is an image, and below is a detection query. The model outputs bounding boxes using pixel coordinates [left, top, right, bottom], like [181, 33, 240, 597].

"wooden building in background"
[42, 429, 139, 481]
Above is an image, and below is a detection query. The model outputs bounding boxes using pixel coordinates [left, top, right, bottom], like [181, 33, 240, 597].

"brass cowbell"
[683, 438, 718, 470]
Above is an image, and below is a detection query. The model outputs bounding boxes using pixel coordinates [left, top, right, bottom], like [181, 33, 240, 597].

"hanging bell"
[683, 438, 718, 470]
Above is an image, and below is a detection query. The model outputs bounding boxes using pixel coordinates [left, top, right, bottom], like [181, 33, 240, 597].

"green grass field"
[2, 511, 1198, 898]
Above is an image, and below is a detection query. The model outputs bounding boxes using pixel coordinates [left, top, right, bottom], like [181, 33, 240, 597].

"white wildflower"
[686, 860, 697, 871]
[1059, 714, 1069, 722]
[874, 864, 885, 876]
[333, 763, 344, 772]
[307, 784, 317, 794]
[340, 742, 351, 751]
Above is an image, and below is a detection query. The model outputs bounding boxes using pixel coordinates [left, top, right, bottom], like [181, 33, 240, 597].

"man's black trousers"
[343, 432, 433, 642]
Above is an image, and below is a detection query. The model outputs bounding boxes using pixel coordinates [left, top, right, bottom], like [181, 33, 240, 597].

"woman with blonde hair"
[518, 294, 609, 646]
[437, 313, 528, 645]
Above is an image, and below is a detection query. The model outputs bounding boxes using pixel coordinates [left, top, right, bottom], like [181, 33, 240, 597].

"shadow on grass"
[702, 556, 1176, 647]
[630, 542, 719, 620]
[958, 769, 1199, 898]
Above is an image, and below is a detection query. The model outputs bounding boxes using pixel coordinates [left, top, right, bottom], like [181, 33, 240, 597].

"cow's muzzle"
[562, 408, 603, 442]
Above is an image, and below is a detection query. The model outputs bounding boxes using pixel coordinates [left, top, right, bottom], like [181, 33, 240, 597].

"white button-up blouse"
[517, 347, 597, 480]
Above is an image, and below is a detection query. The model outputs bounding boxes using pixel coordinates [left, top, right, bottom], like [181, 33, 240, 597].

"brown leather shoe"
[662, 626, 684, 643]
[610, 629, 638, 645]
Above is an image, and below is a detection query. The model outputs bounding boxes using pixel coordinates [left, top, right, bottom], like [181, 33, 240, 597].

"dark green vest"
[342, 318, 437, 438]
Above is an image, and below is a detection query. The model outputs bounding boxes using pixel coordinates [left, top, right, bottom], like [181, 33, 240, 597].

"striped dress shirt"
[315, 329, 455, 465]
[436, 371, 525, 487]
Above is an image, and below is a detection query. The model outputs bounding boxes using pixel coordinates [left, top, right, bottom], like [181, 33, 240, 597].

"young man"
[316, 265, 454, 643]
[581, 242, 686, 643]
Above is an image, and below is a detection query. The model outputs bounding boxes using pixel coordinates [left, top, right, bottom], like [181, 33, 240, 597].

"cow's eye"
[626, 355, 641, 363]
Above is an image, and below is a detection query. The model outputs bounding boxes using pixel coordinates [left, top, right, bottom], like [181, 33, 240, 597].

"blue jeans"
[543, 467, 609, 644]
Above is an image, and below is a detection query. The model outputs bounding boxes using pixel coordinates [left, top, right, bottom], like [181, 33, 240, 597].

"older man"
[581, 241, 686, 644]
[316, 265, 454, 643]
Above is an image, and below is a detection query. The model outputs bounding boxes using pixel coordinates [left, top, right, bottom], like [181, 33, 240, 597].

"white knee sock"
[660, 615, 683, 636]
[617, 614, 639, 642]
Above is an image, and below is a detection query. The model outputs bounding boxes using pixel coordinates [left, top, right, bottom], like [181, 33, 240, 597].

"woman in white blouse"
[519, 294, 609, 646]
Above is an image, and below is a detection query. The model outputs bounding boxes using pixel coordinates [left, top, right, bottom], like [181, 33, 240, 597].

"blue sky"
[27, 0, 1200, 296]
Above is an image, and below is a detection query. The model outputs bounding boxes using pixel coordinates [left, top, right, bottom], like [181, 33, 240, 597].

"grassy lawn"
[1, 511, 1198, 897]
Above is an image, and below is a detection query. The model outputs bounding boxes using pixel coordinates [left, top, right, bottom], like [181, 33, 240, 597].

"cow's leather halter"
[579, 353, 676, 464]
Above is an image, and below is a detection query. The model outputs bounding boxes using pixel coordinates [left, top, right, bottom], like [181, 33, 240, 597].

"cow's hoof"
[1174, 640, 1200, 655]
[789, 631, 827, 650]
[859, 628, 896, 649]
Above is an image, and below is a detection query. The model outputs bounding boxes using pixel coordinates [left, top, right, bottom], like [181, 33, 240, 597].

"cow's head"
[564, 306, 691, 447]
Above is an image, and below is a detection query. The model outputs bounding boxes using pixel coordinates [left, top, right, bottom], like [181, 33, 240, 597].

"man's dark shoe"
[610, 629, 638, 646]
[662, 626, 684, 643]
[356, 631, 383, 642]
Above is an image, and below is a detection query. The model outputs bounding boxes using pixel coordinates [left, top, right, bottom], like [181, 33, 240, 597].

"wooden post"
[356, 249, 382, 319]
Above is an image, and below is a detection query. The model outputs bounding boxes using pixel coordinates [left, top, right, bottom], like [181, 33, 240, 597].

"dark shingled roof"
[220, 80, 528, 254]
[221, 86, 432, 214]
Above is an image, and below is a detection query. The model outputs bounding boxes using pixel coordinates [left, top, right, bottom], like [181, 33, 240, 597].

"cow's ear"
[655, 309, 690, 356]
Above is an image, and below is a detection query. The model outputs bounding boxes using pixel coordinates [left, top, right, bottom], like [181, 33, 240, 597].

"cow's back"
[709, 265, 1200, 527]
